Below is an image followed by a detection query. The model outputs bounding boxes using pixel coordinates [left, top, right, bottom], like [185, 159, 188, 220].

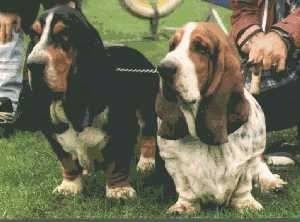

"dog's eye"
[60, 33, 69, 42]
[53, 30, 70, 49]
[55, 29, 69, 42]
[30, 32, 41, 43]
[169, 41, 177, 51]
[192, 41, 209, 55]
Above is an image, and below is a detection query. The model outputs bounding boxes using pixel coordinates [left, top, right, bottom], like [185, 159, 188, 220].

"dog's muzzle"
[157, 60, 177, 81]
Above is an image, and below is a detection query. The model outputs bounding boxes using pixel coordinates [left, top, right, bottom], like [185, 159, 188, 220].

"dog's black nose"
[157, 61, 177, 80]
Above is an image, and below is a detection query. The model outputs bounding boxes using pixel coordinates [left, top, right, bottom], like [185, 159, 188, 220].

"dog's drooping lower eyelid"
[31, 33, 41, 43]
[169, 41, 177, 51]
[192, 41, 209, 55]
[53, 32, 69, 43]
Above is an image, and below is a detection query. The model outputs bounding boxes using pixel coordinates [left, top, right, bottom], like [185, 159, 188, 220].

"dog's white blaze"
[27, 13, 60, 90]
[164, 22, 201, 137]
[163, 22, 200, 103]
[27, 13, 54, 63]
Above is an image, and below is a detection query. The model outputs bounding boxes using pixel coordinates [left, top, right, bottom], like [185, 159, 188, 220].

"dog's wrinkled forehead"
[39, 6, 82, 25]
[31, 6, 86, 43]
[28, 7, 78, 62]
[168, 22, 198, 55]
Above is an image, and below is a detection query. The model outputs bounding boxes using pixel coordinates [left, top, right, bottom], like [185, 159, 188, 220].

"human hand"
[248, 32, 288, 72]
[241, 31, 265, 54]
[0, 12, 21, 44]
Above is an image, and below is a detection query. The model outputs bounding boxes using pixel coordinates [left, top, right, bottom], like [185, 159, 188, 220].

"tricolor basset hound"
[156, 22, 287, 214]
[26, 6, 158, 199]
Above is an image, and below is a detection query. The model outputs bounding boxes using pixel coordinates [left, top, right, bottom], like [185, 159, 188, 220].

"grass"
[1, 0, 300, 219]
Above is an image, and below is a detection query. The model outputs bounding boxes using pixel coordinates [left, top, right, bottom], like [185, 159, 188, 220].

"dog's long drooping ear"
[196, 23, 249, 145]
[60, 8, 110, 131]
[156, 82, 189, 140]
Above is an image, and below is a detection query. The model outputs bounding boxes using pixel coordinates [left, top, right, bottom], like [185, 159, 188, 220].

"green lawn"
[1, 0, 300, 219]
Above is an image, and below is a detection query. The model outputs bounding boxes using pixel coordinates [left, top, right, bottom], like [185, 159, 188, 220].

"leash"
[115, 67, 159, 74]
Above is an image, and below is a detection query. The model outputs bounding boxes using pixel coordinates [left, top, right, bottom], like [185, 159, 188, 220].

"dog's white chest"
[158, 136, 251, 203]
[50, 100, 109, 172]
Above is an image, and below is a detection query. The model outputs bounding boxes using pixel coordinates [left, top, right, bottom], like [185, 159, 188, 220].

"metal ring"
[120, 0, 183, 19]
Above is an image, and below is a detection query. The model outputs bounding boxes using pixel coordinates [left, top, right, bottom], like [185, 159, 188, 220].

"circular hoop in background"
[120, 0, 183, 19]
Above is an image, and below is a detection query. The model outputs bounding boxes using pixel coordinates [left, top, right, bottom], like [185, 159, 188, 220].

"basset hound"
[26, 6, 159, 199]
[156, 22, 287, 214]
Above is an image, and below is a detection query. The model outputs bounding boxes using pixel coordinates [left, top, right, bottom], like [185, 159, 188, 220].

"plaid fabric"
[244, 1, 300, 92]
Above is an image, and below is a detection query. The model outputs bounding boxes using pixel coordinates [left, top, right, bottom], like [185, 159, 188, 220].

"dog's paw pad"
[53, 177, 83, 195]
[136, 157, 155, 175]
[106, 185, 137, 200]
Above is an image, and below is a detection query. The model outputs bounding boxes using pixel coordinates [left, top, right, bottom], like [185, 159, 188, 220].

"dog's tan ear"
[196, 24, 249, 145]
[156, 84, 189, 140]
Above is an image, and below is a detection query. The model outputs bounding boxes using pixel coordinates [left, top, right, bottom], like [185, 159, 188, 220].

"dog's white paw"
[136, 156, 155, 175]
[106, 185, 137, 200]
[53, 177, 83, 195]
[167, 199, 199, 215]
[239, 200, 263, 212]
[259, 173, 287, 193]
[232, 196, 263, 212]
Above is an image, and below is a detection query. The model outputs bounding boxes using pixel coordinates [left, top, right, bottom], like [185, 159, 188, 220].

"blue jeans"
[0, 31, 24, 113]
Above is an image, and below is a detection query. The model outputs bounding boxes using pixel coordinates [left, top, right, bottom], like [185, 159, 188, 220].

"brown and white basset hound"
[156, 22, 287, 214]
[26, 6, 158, 199]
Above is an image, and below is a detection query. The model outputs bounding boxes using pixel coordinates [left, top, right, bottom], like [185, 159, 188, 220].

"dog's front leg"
[163, 159, 199, 214]
[105, 139, 137, 200]
[44, 132, 83, 195]
[104, 108, 138, 200]
[230, 170, 263, 211]
[54, 156, 83, 195]
[136, 102, 157, 175]
[105, 156, 137, 200]
[136, 136, 156, 175]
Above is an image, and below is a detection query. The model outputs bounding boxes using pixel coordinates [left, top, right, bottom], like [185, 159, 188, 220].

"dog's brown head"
[27, 6, 109, 131]
[156, 22, 249, 145]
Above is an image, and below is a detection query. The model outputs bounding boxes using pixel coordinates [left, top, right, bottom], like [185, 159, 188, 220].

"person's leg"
[0, 31, 24, 120]
[254, 79, 300, 132]
[255, 79, 300, 166]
